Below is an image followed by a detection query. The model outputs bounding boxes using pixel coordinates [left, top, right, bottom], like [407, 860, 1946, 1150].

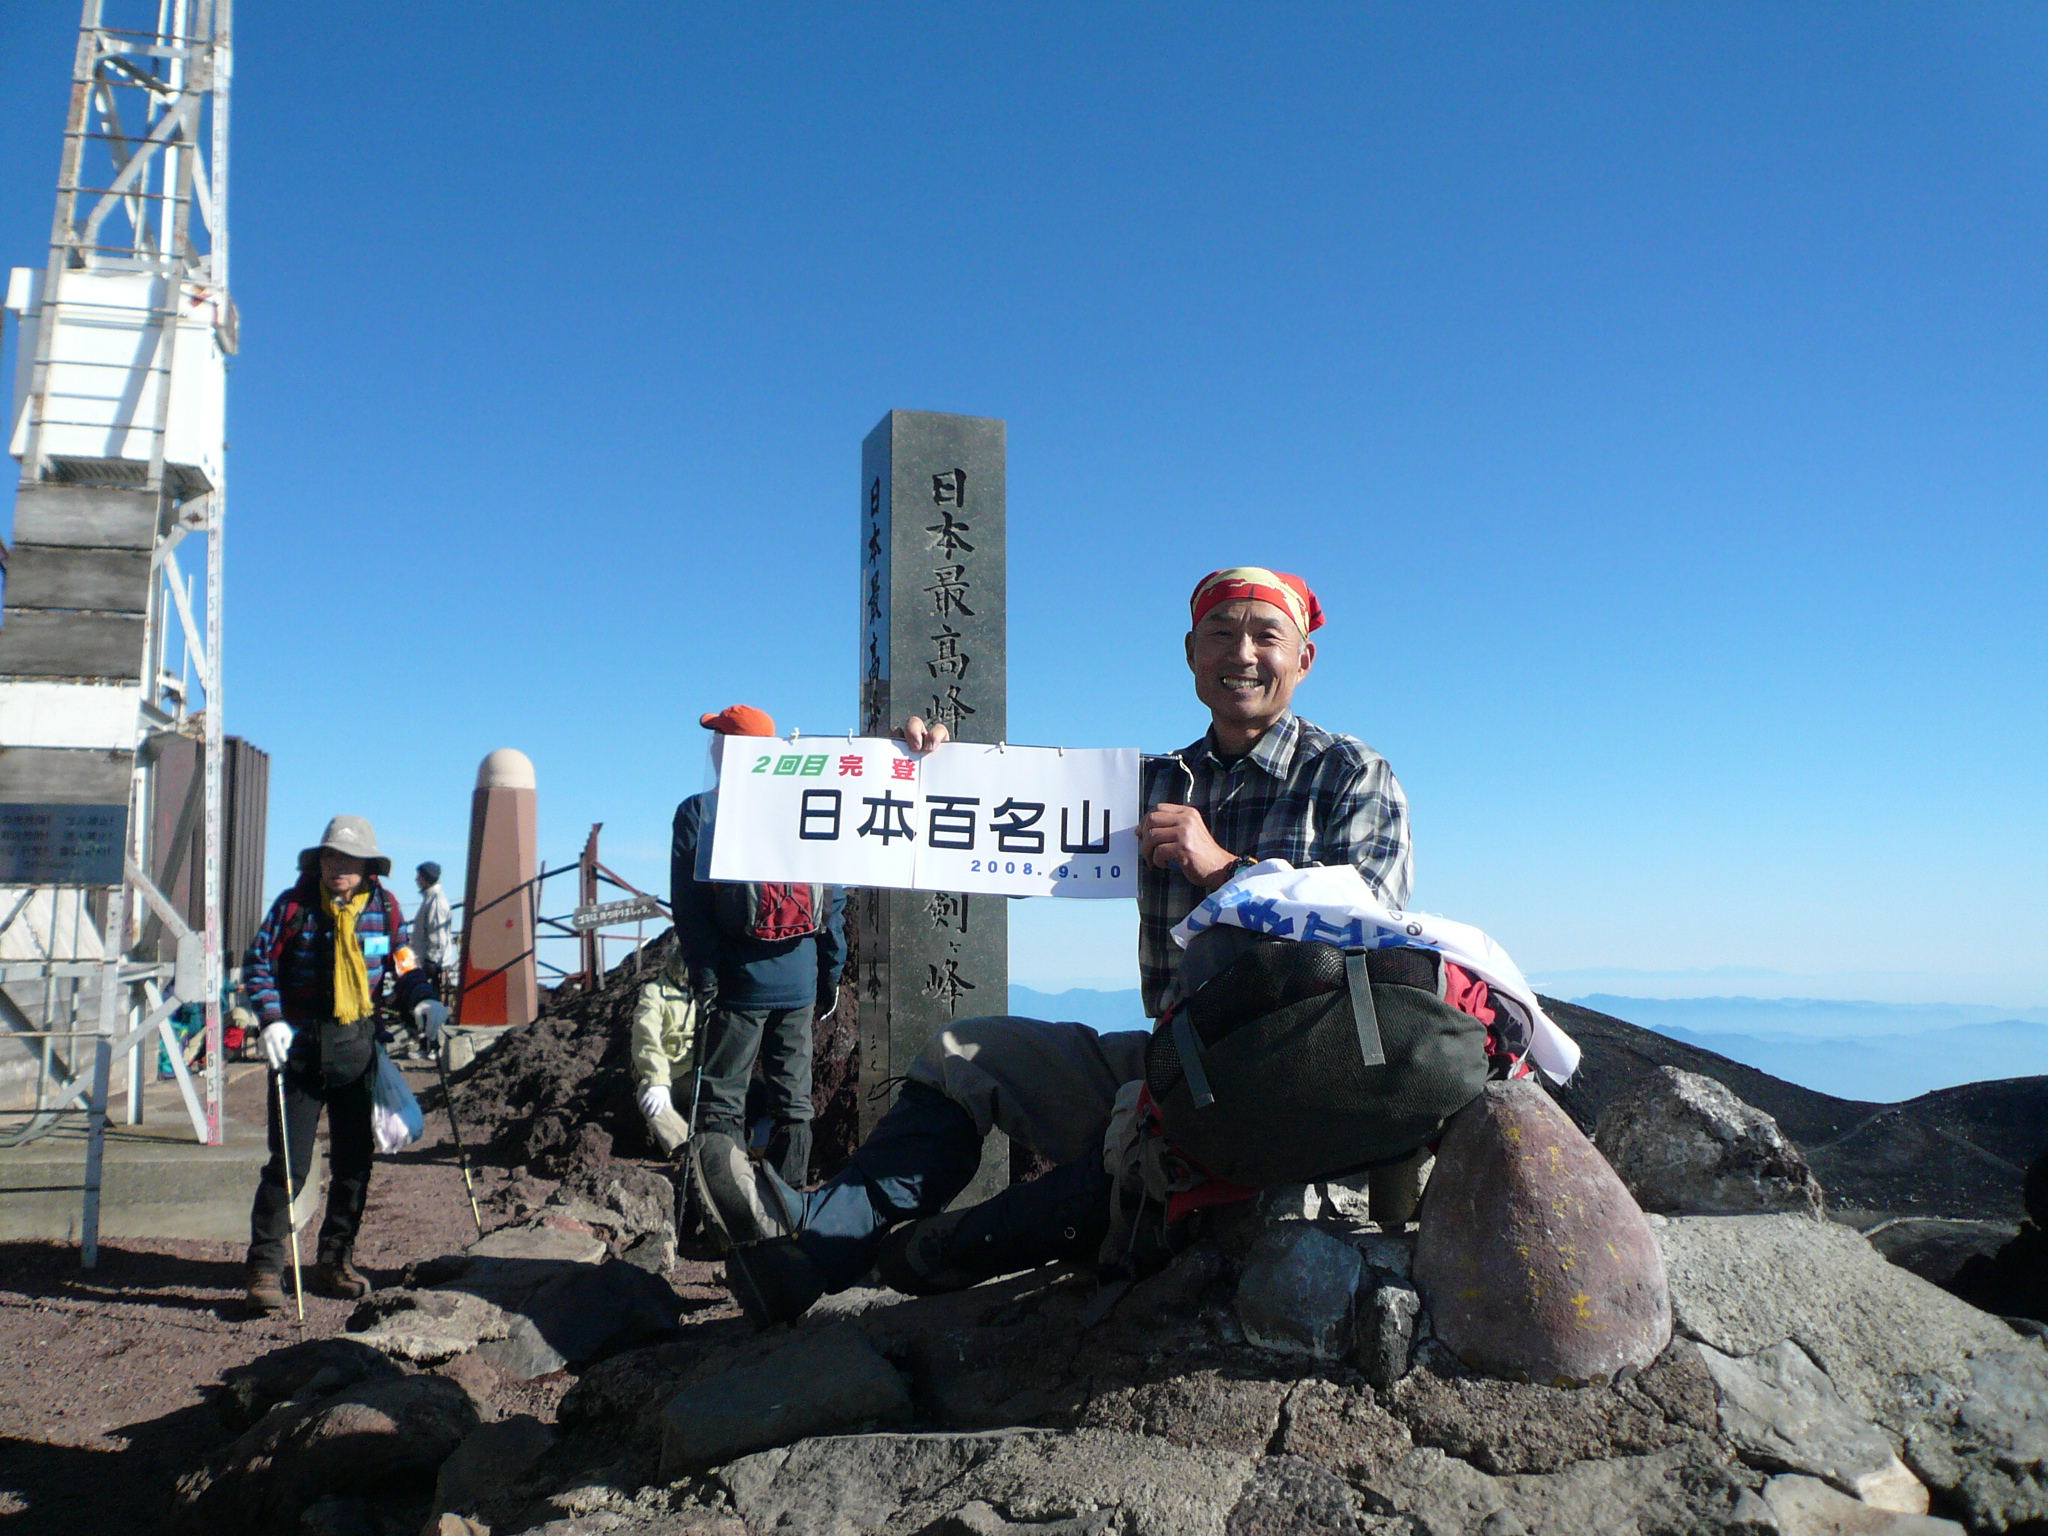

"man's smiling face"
[1184, 597, 1315, 740]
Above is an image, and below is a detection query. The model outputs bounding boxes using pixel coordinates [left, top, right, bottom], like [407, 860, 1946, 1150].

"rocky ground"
[3, 958, 2045, 1536]
[0, 1056, 737, 1535]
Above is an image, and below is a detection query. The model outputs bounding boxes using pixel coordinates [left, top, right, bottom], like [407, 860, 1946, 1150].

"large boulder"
[1654, 1212, 2018, 1429]
[171, 1374, 480, 1536]
[657, 1322, 913, 1476]
[212, 1337, 404, 1432]
[431, 1413, 557, 1519]
[1595, 1066, 1825, 1218]
[413, 1253, 686, 1379]
[548, 1162, 680, 1273]
[345, 1287, 512, 1365]
[1414, 1080, 1672, 1386]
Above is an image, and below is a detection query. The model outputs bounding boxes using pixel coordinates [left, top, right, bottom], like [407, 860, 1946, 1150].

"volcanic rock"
[447, 914, 867, 1181]
[1762, 1475, 1965, 1535]
[1079, 1368, 1292, 1454]
[1414, 1079, 1673, 1385]
[213, 1336, 405, 1432]
[1225, 1454, 1376, 1535]
[1356, 1276, 1421, 1390]
[345, 1287, 513, 1365]
[1867, 1217, 2021, 1289]
[550, 1161, 680, 1272]
[1595, 1065, 1825, 1217]
[885, 1429, 1258, 1536]
[1948, 1220, 2048, 1325]
[657, 1322, 913, 1477]
[1387, 1339, 1716, 1475]
[1538, 997, 2048, 1223]
[1897, 1345, 2048, 1532]
[433, 1413, 557, 1517]
[171, 1374, 480, 1536]
[1234, 1222, 1362, 1359]
[1694, 1338, 1928, 1511]
[466, 1221, 608, 1264]
[1655, 1212, 2018, 1428]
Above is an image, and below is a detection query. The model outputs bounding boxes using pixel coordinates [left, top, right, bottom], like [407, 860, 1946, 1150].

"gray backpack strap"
[1346, 951, 1387, 1068]
[1171, 1011, 1216, 1109]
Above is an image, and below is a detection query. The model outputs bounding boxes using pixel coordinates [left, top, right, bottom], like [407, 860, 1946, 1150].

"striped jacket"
[243, 876, 430, 1025]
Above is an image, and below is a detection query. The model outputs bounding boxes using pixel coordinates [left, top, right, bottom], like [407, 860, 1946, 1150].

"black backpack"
[1143, 925, 1494, 1188]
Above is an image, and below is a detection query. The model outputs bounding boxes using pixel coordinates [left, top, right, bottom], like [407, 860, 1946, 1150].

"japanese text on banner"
[707, 738, 1138, 898]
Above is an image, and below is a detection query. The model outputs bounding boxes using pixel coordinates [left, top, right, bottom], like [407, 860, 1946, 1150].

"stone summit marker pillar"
[858, 410, 1009, 1201]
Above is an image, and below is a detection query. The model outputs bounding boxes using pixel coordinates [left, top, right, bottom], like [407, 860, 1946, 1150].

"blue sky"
[4, 3, 2044, 1006]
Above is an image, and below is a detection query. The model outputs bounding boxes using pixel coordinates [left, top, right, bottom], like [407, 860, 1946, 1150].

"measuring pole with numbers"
[856, 411, 1010, 1202]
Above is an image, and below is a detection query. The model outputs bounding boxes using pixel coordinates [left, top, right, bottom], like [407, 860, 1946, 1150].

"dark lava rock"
[1595, 1066, 1824, 1218]
[1416, 1079, 1672, 1386]
[214, 1336, 405, 1433]
[172, 1374, 480, 1536]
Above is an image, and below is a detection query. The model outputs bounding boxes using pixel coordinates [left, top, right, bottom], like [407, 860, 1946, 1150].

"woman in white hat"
[240, 815, 443, 1313]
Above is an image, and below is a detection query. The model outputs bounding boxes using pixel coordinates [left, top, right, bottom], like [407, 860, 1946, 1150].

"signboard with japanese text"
[707, 737, 1139, 899]
[568, 894, 666, 932]
[0, 803, 126, 885]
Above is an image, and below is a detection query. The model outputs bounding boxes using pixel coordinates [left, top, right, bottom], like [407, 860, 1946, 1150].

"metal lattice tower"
[2, 0, 234, 1264]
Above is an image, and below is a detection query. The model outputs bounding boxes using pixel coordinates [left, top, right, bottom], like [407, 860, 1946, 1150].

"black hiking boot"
[875, 1153, 1114, 1296]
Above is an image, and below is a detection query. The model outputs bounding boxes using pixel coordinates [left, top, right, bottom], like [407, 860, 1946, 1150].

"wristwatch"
[1213, 853, 1258, 889]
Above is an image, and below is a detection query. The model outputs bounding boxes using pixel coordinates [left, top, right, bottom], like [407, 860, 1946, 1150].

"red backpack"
[712, 882, 824, 943]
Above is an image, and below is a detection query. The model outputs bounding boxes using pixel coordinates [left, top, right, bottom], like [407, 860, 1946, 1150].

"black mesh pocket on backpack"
[1181, 929, 1349, 1049]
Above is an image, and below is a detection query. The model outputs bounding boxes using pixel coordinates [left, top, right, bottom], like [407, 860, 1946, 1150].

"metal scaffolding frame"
[2, 0, 234, 1265]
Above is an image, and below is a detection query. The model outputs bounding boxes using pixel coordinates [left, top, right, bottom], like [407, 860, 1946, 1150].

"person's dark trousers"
[698, 1002, 814, 1187]
[246, 1038, 377, 1273]
[791, 1081, 984, 1287]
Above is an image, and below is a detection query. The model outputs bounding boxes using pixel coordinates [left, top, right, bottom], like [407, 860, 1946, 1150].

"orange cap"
[699, 704, 777, 737]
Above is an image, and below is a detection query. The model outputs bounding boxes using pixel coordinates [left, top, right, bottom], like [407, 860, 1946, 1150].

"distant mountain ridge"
[1541, 996, 2047, 1223]
[1571, 994, 2048, 1037]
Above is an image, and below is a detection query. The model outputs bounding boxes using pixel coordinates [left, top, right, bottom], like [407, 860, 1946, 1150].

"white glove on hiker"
[414, 999, 449, 1045]
[638, 1084, 672, 1121]
[260, 1022, 293, 1071]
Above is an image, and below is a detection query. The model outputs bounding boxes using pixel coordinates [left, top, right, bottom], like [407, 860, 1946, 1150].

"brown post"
[578, 824, 602, 990]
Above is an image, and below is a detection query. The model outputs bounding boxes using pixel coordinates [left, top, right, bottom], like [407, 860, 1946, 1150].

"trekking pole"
[273, 1068, 305, 1325]
[434, 1042, 486, 1239]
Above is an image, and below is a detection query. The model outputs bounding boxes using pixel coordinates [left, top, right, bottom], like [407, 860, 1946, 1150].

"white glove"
[414, 999, 449, 1044]
[638, 1084, 672, 1120]
[260, 1022, 294, 1071]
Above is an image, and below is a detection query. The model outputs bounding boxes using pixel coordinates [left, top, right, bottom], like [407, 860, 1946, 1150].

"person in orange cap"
[693, 571, 1418, 1330]
[659, 706, 846, 1186]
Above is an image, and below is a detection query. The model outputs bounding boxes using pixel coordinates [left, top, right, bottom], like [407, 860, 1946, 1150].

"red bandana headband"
[1189, 567, 1324, 636]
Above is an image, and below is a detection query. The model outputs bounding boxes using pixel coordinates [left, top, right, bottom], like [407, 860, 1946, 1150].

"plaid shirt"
[1138, 712, 1412, 1017]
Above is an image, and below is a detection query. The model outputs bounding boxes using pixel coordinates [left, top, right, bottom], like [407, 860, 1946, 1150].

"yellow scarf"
[324, 887, 375, 1024]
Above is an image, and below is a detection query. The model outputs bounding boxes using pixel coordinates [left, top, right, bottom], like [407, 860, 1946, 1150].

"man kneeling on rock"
[243, 816, 443, 1313]
[693, 568, 1419, 1328]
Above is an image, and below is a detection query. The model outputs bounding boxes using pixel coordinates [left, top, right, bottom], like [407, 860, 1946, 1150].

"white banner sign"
[708, 737, 1139, 898]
